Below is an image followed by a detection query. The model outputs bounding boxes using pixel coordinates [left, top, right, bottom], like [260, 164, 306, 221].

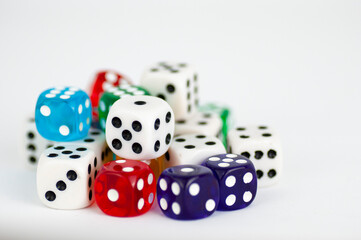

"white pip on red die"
[168, 134, 226, 165]
[106, 95, 175, 160]
[227, 125, 283, 187]
[37, 144, 98, 209]
[140, 62, 198, 120]
[175, 111, 222, 137]
[22, 116, 54, 169]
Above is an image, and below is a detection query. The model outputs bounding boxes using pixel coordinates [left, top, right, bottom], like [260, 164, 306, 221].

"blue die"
[35, 87, 92, 141]
[157, 165, 220, 220]
[204, 154, 257, 210]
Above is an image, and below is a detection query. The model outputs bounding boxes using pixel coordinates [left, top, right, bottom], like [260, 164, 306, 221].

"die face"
[35, 87, 92, 141]
[98, 85, 149, 131]
[23, 117, 54, 169]
[106, 95, 175, 160]
[227, 125, 282, 187]
[175, 112, 222, 138]
[168, 134, 226, 165]
[37, 145, 97, 209]
[204, 154, 257, 210]
[157, 165, 219, 220]
[89, 70, 130, 117]
[67, 128, 110, 168]
[140, 62, 198, 120]
[94, 160, 156, 217]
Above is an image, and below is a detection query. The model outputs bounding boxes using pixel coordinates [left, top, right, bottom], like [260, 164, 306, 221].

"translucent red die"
[89, 70, 131, 118]
[94, 159, 156, 217]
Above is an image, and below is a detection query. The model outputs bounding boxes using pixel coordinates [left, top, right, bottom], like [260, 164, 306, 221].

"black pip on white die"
[105, 95, 175, 160]
[227, 125, 282, 187]
[140, 62, 198, 120]
[36, 144, 97, 209]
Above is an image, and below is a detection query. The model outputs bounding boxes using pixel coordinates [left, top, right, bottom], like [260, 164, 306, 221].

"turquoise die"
[35, 87, 92, 141]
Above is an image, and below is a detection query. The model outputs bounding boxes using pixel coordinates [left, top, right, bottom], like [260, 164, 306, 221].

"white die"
[37, 144, 97, 209]
[22, 116, 54, 169]
[227, 125, 283, 187]
[168, 134, 226, 165]
[70, 128, 111, 166]
[175, 111, 222, 137]
[106, 95, 175, 160]
[140, 62, 198, 120]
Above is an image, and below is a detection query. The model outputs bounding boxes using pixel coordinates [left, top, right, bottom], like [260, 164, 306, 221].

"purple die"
[35, 87, 92, 141]
[157, 165, 220, 220]
[204, 154, 257, 210]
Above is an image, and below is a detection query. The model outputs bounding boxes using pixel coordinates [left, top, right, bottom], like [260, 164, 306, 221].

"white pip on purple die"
[227, 125, 283, 187]
[174, 111, 222, 138]
[37, 144, 98, 209]
[140, 62, 198, 120]
[168, 134, 226, 165]
[106, 95, 175, 160]
[22, 116, 54, 169]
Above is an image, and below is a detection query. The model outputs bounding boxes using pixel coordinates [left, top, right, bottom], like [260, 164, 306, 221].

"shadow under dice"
[35, 87, 92, 141]
[106, 95, 174, 160]
[204, 154, 257, 210]
[94, 160, 156, 217]
[37, 144, 97, 209]
[227, 125, 282, 187]
[157, 165, 220, 220]
[140, 62, 198, 120]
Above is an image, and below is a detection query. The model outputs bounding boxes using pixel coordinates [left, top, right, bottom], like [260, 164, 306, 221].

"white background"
[0, 0, 361, 239]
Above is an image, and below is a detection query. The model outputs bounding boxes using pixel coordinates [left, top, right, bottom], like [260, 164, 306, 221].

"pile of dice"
[23, 62, 282, 220]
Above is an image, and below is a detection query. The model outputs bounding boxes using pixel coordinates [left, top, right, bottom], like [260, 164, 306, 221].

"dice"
[199, 103, 232, 146]
[204, 154, 257, 210]
[140, 62, 198, 120]
[106, 95, 175, 160]
[71, 128, 113, 167]
[98, 85, 149, 131]
[89, 70, 131, 118]
[37, 144, 98, 209]
[157, 165, 219, 220]
[175, 111, 222, 137]
[35, 87, 92, 141]
[94, 160, 156, 217]
[168, 134, 226, 165]
[227, 125, 282, 187]
[23, 116, 54, 169]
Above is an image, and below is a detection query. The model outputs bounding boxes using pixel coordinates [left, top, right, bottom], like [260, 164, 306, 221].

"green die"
[198, 103, 232, 147]
[98, 85, 149, 131]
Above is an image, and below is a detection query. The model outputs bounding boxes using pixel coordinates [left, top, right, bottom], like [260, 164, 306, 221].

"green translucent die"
[198, 103, 232, 147]
[98, 85, 149, 131]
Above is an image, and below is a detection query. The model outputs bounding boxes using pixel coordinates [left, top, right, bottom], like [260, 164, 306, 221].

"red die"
[94, 159, 156, 217]
[89, 70, 131, 118]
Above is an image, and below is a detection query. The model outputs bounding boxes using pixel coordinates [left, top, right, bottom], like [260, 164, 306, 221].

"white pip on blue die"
[37, 144, 97, 209]
[140, 62, 198, 120]
[22, 116, 54, 169]
[227, 125, 283, 187]
[175, 111, 222, 137]
[168, 134, 226, 166]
